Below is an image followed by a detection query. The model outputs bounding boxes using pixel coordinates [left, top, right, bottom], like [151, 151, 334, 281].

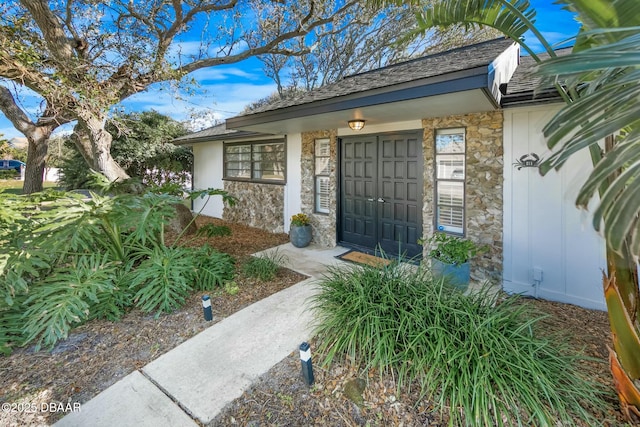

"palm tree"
[369, 0, 640, 420]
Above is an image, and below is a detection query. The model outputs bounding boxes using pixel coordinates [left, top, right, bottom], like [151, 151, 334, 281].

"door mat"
[336, 250, 392, 268]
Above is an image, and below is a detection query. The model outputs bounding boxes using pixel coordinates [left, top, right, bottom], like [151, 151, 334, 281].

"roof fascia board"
[227, 66, 489, 129]
[175, 133, 282, 146]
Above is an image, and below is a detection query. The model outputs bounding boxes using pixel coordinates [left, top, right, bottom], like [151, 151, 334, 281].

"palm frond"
[421, 0, 551, 59]
[536, 28, 640, 255]
[566, 0, 640, 48]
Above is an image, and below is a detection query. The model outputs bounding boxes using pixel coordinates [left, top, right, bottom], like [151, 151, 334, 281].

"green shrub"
[311, 262, 608, 426]
[88, 267, 136, 322]
[191, 245, 235, 291]
[21, 254, 120, 349]
[241, 249, 288, 281]
[224, 281, 240, 296]
[0, 169, 19, 180]
[130, 246, 195, 316]
[0, 186, 236, 352]
[422, 232, 486, 265]
[57, 111, 192, 191]
[0, 301, 24, 355]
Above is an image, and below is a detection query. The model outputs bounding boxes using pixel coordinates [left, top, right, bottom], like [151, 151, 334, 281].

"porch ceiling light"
[348, 119, 366, 131]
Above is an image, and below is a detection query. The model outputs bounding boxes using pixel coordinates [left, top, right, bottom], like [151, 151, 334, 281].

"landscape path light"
[299, 341, 315, 386]
[202, 295, 213, 321]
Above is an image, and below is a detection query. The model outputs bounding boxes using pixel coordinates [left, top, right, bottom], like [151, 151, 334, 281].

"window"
[314, 138, 331, 213]
[435, 128, 465, 234]
[224, 140, 285, 183]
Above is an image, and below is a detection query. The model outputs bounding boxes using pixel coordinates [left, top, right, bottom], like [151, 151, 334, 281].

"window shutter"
[435, 129, 465, 234]
[316, 176, 330, 213]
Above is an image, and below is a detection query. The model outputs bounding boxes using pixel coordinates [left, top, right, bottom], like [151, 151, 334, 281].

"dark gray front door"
[340, 132, 423, 258]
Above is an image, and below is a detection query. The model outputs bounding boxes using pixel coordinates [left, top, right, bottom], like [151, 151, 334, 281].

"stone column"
[422, 111, 504, 281]
[300, 130, 338, 247]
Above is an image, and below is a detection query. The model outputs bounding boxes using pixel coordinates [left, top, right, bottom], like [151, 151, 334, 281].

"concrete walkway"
[55, 244, 349, 427]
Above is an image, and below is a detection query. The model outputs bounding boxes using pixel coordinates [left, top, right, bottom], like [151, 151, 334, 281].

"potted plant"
[289, 213, 312, 248]
[423, 233, 486, 290]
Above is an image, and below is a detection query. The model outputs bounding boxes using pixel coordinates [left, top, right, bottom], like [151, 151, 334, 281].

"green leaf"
[131, 246, 194, 316]
[416, 0, 550, 59]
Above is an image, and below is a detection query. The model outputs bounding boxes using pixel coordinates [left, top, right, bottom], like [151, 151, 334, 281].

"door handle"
[377, 198, 385, 203]
[367, 198, 375, 202]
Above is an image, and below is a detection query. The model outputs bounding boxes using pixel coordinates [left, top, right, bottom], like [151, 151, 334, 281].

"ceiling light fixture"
[348, 119, 366, 131]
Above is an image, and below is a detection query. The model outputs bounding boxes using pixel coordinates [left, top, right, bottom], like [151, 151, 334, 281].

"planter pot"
[431, 258, 470, 291]
[290, 224, 312, 248]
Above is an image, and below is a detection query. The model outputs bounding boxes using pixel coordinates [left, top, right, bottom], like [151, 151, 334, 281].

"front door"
[339, 132, 423, 258]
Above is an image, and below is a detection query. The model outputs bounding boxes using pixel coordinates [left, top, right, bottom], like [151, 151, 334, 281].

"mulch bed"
[0, 216, 634, 426]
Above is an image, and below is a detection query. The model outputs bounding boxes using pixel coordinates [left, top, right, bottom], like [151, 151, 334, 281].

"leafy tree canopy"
[59, 111, 191, 190]
[258, 2, 500, 99]
[0, 0, 369, 192]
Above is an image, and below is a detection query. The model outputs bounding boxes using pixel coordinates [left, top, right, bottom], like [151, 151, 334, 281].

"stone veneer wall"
[222, 180, 285, 233]
[422, 111, 504, 281]
[300, 130, 338, 247]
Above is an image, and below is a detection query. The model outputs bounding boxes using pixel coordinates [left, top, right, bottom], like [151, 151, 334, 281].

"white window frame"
[223, 140, 286, 183]
[435, 128, 466, 235]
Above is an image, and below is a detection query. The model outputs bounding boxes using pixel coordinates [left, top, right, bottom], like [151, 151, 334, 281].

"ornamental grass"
[311, 261, 609, 426]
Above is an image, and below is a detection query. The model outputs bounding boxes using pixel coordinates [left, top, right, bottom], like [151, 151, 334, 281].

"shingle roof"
[243, 37, 515, 116]
[172, 122, 271, 145]
[503, 47, 572, 98]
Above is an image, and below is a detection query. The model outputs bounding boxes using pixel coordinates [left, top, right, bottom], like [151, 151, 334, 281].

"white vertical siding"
[284, 133, 302, 232]
[192, 141, 224, 218]
[503, 105, 607, 310]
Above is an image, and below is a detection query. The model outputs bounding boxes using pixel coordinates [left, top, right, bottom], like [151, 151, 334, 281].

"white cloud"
[168, 40, 252, 69]
[0, 58, 276, 139]
[121, 80, 278, 122]
[188, 66, 260, 83]
[540, 31, 575, 48]
[0, 126, 23, 140]
[169, 41, 207, 59]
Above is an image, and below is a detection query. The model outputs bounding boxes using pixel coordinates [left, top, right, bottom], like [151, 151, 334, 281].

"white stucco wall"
[503, 104, 607, 310]
[284, 133, 302, 232]
[192, 141, 224, 218]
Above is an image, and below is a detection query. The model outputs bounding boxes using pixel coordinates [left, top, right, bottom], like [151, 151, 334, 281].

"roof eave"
[227, 66, 490, 130]
[172, 130, 275, 146]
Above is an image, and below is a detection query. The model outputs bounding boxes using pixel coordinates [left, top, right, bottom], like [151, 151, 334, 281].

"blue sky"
[0, 1, 581, 141]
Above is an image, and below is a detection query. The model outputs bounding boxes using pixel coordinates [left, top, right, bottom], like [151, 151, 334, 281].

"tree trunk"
[73, 113, 129, 183]
[0, 86, 57, 194]
[601, 135, 640, 421]
[605, 244, 640, 421]
[22, 128, 52, 194]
